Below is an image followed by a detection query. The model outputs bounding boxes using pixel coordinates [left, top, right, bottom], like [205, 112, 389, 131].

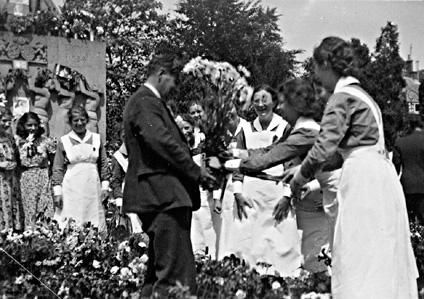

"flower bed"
[0, 220, 332, 298]
[3, 219, 424, 298]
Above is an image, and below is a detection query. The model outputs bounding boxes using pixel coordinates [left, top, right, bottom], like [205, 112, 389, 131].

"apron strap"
[336, 86, 385, 150]
[61, 135, 73, 158]
[92, 133, 101, 151]
[113, 151, 128, 173]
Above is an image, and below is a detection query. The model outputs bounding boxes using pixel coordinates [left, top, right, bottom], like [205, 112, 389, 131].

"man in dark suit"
[123, 54, 215, 297]
[396, 114, 424, 224]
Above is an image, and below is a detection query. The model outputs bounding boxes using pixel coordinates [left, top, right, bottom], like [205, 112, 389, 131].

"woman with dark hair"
[52, 105, 109, 230]
[0, 106, 23, 230]
[229, 79, 340, 273]
[286, 36, 417, 298]
[15, 112, 56, 227]
[225, 84, 301, 275]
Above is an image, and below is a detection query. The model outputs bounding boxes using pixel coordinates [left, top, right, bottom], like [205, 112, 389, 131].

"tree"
[367, 22, 406, 149]
[419, 78, 424, 116]
[62, 0, 174, 150]
[173, 0, 300, 88]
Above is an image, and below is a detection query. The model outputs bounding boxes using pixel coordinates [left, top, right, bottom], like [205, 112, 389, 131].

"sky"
[160, 0, 424, 71]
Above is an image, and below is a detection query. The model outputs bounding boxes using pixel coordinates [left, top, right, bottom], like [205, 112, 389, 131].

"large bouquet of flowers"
[182, 57, 252, 157]
[182, 57, 253, 190]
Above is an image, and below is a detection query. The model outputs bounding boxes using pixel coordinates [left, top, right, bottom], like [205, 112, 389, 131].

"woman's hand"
[281, 165, 301, 183]
[300, 185, 312, 200]
[234, 193, 252, 220]
[54, 195, 63, 210]
[214, 198, 223, 214]
[290, 168, 309, 200]
[273, 196, 291, 224]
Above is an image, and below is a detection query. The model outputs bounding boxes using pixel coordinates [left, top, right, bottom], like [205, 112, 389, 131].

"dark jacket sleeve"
[97, 141, 110, 183]
[132, 97, 201, 183]
[239, 129, 319, 174]
[110, 156, 125, 199]
[300, 94, 352, 178]
[232, 129, 246, 186]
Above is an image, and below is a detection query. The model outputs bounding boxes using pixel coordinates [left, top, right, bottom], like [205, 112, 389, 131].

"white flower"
[92, 260, 101, 269]
[235, 289, 246, 299]
[140, 254, 148, 263]
[23, 230, 32, 238]
[216, 277, 225, 286]
[96, 26, 104, 35]
[271, 281, 281, 290]
[118, 240, 130, 252]
[237, 65, 251, 78]
[14, 275, 25, 285]
[110, 266, 120, 274]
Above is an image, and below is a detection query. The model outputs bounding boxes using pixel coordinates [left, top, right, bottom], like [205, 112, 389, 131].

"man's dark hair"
[146, 54, 184, 78]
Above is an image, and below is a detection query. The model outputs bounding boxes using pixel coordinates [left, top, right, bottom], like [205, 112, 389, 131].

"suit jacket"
[122, 85, 201, 214]
[396, 129, 424, 194]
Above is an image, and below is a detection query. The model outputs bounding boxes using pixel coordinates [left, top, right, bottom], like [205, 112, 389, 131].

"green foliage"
[174, 0, 300, 88]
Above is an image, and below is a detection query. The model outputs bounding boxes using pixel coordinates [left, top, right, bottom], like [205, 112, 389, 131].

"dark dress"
[0, 134, 24, 231]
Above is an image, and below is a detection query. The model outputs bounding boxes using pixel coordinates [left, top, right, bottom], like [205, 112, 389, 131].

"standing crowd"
[0, 35, 420, 299]
[0, 105, 109, 232]
[120, 36, 419, 299]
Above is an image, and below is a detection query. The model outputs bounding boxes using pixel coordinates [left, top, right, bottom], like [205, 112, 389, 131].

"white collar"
[119, 143, 127, 156]
[333, 76, 360, 94]
[69, 130, 92, 143]
[144, 82, 161, 98]
[235, 118, 248, 136]
[253, 113, 284, 132]
[292, 116, 320, 132]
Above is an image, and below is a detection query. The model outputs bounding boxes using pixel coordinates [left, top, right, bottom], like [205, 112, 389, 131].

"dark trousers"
[405, 193, 424, 225]
[139, 207, 196, 297]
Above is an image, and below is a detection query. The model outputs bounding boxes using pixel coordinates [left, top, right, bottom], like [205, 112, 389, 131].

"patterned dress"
[15, 135, 56, 227]
[0, 134, 24, 231]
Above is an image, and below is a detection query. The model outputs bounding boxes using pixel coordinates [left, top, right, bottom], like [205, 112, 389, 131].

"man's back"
[123, 85, 201, 214]
[397, 129, 424, 194]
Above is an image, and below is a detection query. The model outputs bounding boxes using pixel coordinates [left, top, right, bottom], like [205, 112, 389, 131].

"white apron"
[218, 118, 251, 260]
[191, 128, 222, 258]
[113, 149, 143, 234]
[332, 86, 418, 299]
[54, 132, 105, 230]
[227, 118, 302, 276]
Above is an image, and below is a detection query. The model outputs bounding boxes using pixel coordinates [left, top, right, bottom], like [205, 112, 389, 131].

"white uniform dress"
[54, 131, 106, 230]
[226, 114, 302, 276]
[190, 129, 223, 258]
[331, 85, 418, 298]
[217, 118, 250, 260]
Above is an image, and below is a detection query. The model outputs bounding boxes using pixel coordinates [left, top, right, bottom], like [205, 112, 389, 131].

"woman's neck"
[259, 114, 273, 130]
[75, 130, 87, 139]
[228, 118, 240, 135]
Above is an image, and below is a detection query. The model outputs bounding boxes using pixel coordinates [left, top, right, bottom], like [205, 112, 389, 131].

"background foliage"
[0, 2, 416, 151]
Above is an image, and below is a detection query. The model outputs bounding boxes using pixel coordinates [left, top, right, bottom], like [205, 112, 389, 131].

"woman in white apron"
[288, 37, 418, 298]
[217, 106, 250, 260]
[234, 79, 340, 272]
[52, 105, 109, 231]
[176, 110, 221, 258]
[228, 85, 302, 276]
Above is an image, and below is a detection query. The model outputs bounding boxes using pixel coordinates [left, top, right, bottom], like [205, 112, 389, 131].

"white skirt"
[224, 176, 302, 276]
[332, 149, 418, 299]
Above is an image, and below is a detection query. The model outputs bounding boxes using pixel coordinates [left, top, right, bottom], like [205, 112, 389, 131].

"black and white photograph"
[0, 0, 423, 298]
